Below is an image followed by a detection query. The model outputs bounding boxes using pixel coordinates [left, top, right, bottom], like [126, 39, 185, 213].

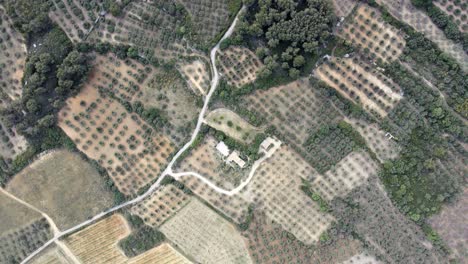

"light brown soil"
[429, 187, 468, 262]
[58, 85, 174, 196]
[205, 108, 262, 144]
[338, 5, 406, 63]
[30, 244, 74, 264]
[130, 184, 191, 227]
[342, 252, 383, 264]
[7, 149, 114, 230]
[160, 199, 252, 264]
[333, 0, 358, 18]
[0, 190, 42, 234]
[217, 46, 263, 88]
[315, 56, 402, 118]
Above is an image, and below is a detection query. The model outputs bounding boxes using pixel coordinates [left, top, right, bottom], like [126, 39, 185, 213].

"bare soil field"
[338, 5, 406, 63]
[310, 151, 380, 201]
[346, 117, 400, 161]
[242, 78, 342, 160]
[218, 46, 263, 88]
[130, 184, 191, 227]
[205, 108, 262, 144]
[89, 54, 200, 145]
[434, 0, 467, 32]
[58, 85, 174, 196]
[245, 145, 334, 245]
[65, 214, 191, 264]
[315, 56, 402, 118]
[0, 218, 52, 264]
[243, 211, 362, 264]
[177, 0, 233, 45]
[6, 149, 114, 230]
[30, 244, 74, 264]
[429, 187, 467, 261]
[176, 135, 248, 189]
[0, 7, 27, 109]
[376, 0, 468, 71]
[178, 59, 211, 96]
[179, 175, 250, 223]
[333, 0, 358, 18]
[160, 199, 252, 264]
[342, 252, 383, 264]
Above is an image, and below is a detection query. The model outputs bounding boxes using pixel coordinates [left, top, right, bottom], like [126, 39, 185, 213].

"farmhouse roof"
[216, 141, 230, 157]
[227, 151, 246, 168]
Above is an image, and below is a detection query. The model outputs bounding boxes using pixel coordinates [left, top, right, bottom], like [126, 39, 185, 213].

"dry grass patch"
[65, 214, 191, 264]
[342, 252, 383, 264]
[130, 184, 191, 228]
[58, 85, 174, 196]
[429, 187, 468, 261]
[176, 135, 248, 189]
[205, 108, 262, 144]
[242, 78, 342, 154]
[376, 0, 468, 71]
[310, 151, 379, 201]
[243, 211, 362, 264]
[338, 5, 406, 63]
[160, 199, 252, 264]
[90, 53, 200, 145]
[218, 46, 263, 88]
[434, 0, 468, 32]
[178, 59, 211, 96]
[0, 7, 27, 109]
[0, 218, 52, 264]
[245, 145, 334, 245]
[315, 56, 402, 118]
[0, 190, 41, 234]
[346, 118, 400, 161]
[31, 244, 74, 264]
[6, 149, 114, 230]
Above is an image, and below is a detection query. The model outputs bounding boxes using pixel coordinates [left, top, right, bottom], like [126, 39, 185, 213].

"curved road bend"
[20, 8, 245, 264]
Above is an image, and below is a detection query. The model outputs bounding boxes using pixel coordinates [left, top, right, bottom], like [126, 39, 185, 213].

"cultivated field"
[217, 46, 263, 88]
[160, 199, 252, 264]
[30, 244, 74, 264]
[243, 211, 362, 264]
[0, 7, 27, 109]
[130, 184, 191, 227]
[205, 108, 262, 144]
[65, 214, 191, 264]
[342, 252, 383, 264]
[242, 78, 342, 160]
[0, 119, 28, 162]
[58, 85, 174, 196]
[89, 53, 200, 145]
[338, 5, 406, 63]
[429, 187, 467, 261]
[333, 0, 358, 18]
[0, 218, 52, 264]
[315, 56, 402, 118]
[179, 175, 250, 223]
[376, 0, 468, 71]
[310, 151, 380, 201]
[245, 145, 334, 244]
[7, 150, 114, 230]
[346, 118, 400, 161]
[178, 0, 233, 45]
[176, 135, 249, 189]
[434, 0, 467, 32]
[178, 59, 211, 96]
